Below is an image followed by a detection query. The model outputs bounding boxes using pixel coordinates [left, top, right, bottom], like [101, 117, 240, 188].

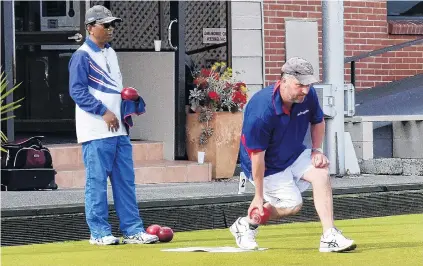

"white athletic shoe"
[319, 228, 356, 252]
[89, 235, 120, 245]
[122, 232, 159, 244]
[229, 217, 259, 250]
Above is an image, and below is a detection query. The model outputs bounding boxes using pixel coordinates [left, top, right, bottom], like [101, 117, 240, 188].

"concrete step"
[54, 160, 212, 189]
[47, 141, 164, 169]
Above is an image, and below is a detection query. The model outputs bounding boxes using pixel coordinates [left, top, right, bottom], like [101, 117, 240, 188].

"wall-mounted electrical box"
[313, 83, 356, 118]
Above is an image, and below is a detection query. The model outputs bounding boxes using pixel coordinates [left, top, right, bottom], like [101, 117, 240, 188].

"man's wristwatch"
[312, 148, 323, 153]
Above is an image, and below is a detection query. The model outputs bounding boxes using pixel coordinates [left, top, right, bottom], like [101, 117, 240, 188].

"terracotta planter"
[186, 112, 243, 179]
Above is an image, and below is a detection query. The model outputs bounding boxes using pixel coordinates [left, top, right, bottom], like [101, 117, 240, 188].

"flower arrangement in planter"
[188, 62, 248, 146]
[186, 62, 248, 179]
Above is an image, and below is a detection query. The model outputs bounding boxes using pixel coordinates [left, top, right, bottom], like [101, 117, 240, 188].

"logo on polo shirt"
[297, 109, 309, 116]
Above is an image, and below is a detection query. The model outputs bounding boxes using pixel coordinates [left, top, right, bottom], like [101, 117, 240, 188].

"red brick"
[270, 55, 284, 61]
[366, 39, 384, 45]
[409, 64, 423, 70]
[359, 32, 376, 39]
[265, 24, 277, 30]
[266, 62, 279, 68]
[276, 11, 293, 17]
[269, 30, 282, 37]
[381, 75, 393, 81]
[402, 58, 417, 64]
[269, 42, 283, 49]
[395, 51, 409, 57]
[295, 1, 309, 5]
[264, 11, 276, 17]
[396, 64, 410, 70]
[300, 5, 317, 11]
[409, 51, 423, 57]
[374, 57, 389, 64]
[308, 12, 321, 18]
[269, 17, 284, 24]
[389, 58, 403, 64]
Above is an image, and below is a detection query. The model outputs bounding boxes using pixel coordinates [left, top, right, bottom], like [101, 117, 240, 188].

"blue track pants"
[82, 135, 145, 238]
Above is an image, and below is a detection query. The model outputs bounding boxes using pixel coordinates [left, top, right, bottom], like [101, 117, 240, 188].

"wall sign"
[203, 28, 227, 44]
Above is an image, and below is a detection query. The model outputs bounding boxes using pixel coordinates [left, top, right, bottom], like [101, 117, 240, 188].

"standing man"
[230, 57, 356, 252]
[69, 5, 158, 245]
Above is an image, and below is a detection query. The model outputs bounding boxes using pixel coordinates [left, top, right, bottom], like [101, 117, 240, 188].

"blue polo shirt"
[240, 81, 324, 180]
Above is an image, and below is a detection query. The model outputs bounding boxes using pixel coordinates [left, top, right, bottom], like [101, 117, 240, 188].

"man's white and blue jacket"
[69, 37, 126, 143]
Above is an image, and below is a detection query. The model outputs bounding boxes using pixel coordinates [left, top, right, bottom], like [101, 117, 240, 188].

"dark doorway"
[13, 0, 86, 143]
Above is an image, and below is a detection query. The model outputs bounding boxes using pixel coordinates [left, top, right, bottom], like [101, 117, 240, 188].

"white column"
[322, 0, 345, 175]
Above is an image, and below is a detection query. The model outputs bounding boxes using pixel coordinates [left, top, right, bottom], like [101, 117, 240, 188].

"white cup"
[197, 151, 205, 164]
[154, 40, 162, 52]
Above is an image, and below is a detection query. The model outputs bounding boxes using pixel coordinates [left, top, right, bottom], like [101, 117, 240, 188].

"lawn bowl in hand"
[249, 206, 271, 225]
[121, 87, 140, 101]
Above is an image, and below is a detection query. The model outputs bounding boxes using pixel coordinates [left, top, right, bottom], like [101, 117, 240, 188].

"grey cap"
[85, 5, 122, 25]
[281, 57, 319, 85]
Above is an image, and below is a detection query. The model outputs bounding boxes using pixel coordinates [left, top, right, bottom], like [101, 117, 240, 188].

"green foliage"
[1, 71, 24, 151]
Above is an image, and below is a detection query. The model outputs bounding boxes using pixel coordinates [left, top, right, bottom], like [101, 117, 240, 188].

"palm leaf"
[1, 131, 7, 142]
[0, 131, 7, 152]
[1, 104, 22, 116]
[1, 82, 22, 101]
[0, 70, 24, 148]
[1, 98, 24, 114]
[1, 115, 16, 122]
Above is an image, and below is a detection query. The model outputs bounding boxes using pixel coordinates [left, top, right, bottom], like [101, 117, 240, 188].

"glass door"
[13, 0, 86, 141]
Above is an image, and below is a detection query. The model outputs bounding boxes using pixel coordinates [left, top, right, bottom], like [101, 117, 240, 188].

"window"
[387, 1, 423, 20]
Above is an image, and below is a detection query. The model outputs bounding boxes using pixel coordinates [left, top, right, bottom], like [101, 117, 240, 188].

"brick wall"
[263, 0, 423, 91]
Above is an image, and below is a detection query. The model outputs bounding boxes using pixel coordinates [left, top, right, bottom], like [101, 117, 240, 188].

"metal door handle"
[68, 33, 83, 43]
[36, 57, 50, 89]
[168, 19, 178, 50]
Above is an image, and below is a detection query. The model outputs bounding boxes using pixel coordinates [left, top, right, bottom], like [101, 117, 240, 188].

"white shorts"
[250, 149, 313, 209]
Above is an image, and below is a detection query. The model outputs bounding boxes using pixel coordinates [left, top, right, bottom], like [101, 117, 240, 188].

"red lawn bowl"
[249, 206, 271, 225]
[146, 224, 162, 236]
[157, 227, 174, 243]
[121, 87, 140, 101]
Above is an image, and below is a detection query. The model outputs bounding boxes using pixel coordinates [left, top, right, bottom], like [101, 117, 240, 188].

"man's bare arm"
[249, 150, 266, 215]
[311, 120, 325, 150]
[310, 120, 329, 168]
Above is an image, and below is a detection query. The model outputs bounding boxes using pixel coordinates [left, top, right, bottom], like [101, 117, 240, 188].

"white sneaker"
[122, 232, 159, 244]
[89, 235, 119, 245]
[319, 228, 356, 252]
[229, 217, 259, 250]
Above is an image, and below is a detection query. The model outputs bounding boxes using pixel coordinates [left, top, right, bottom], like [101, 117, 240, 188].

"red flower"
[232, 91, 247, 104]
[234, 82, 246, 91]
[208, 91, 220, 101]
[194, 77, 208, 88]
[201, 69, 211, 77]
